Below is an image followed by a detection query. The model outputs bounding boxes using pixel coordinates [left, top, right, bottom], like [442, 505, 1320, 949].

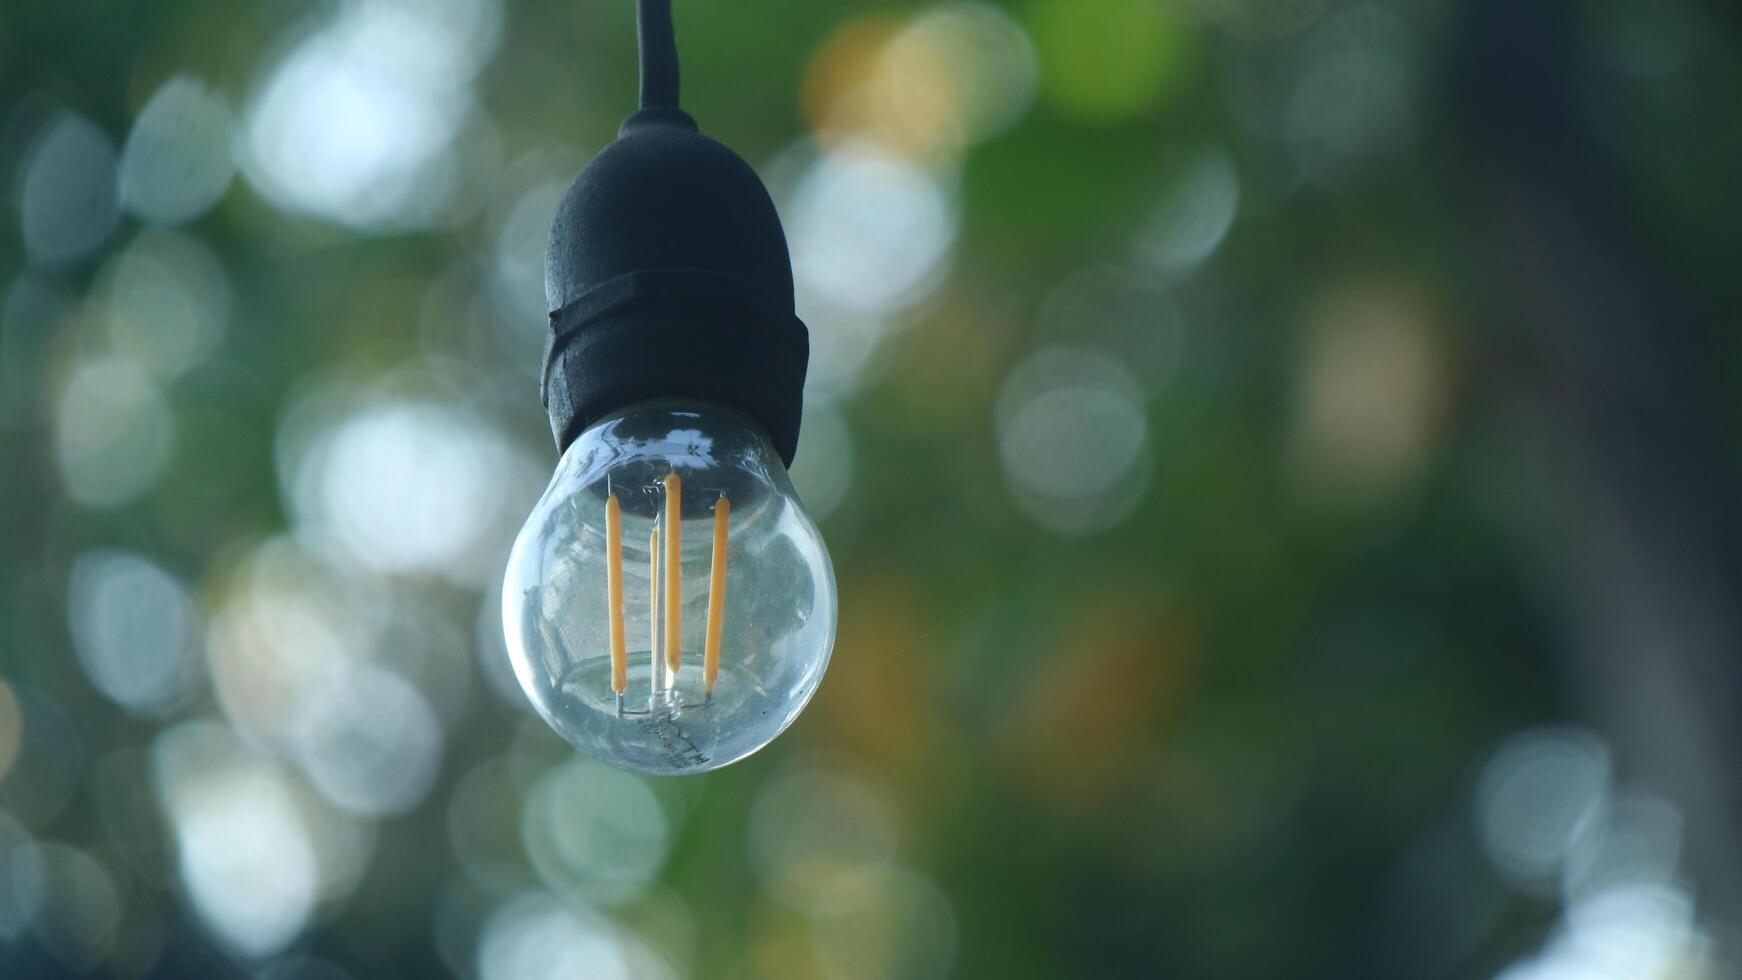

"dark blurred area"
[3, 0, 1741, 977]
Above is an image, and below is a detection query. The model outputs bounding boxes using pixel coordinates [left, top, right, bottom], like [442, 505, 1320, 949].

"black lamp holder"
[540, 0, 809, 466]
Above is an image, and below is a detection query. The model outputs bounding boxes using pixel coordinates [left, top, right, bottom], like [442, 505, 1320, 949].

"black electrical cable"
[636, 0, 680, 109]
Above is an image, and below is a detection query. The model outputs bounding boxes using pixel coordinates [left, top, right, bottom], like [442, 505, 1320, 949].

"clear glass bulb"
[502, 402, 837, 774]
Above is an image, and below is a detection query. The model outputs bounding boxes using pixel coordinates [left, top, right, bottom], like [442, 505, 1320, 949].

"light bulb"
[502, 401, 836, 774]
[514, 0, 827, 772]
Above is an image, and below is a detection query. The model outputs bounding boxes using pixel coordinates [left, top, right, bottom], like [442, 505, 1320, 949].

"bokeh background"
[4, 0, 1742, 977]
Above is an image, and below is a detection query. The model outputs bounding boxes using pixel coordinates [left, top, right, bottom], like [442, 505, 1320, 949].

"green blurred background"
[4, 0, 1742, 977]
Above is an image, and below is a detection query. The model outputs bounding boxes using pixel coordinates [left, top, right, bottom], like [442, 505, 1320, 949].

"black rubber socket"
[541, 109, 808, 466]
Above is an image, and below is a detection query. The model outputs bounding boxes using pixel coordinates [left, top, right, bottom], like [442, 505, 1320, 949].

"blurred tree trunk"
[1460, 0, 1742, 946]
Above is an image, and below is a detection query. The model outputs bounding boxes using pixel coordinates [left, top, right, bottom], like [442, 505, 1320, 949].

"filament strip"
[605, 493, 627, 693]
[649, 525, 660, 693]
[663, 473, 683, 674]
[704, 495, 730, 694]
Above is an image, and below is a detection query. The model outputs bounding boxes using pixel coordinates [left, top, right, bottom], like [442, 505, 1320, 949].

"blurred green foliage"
[3, 0, 1741, 978]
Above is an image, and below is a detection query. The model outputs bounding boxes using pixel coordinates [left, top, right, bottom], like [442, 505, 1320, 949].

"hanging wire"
[637, 0, 680, 108]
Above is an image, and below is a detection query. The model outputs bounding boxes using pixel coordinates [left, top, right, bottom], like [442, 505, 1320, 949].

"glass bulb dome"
[502, 402, 837, 774]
